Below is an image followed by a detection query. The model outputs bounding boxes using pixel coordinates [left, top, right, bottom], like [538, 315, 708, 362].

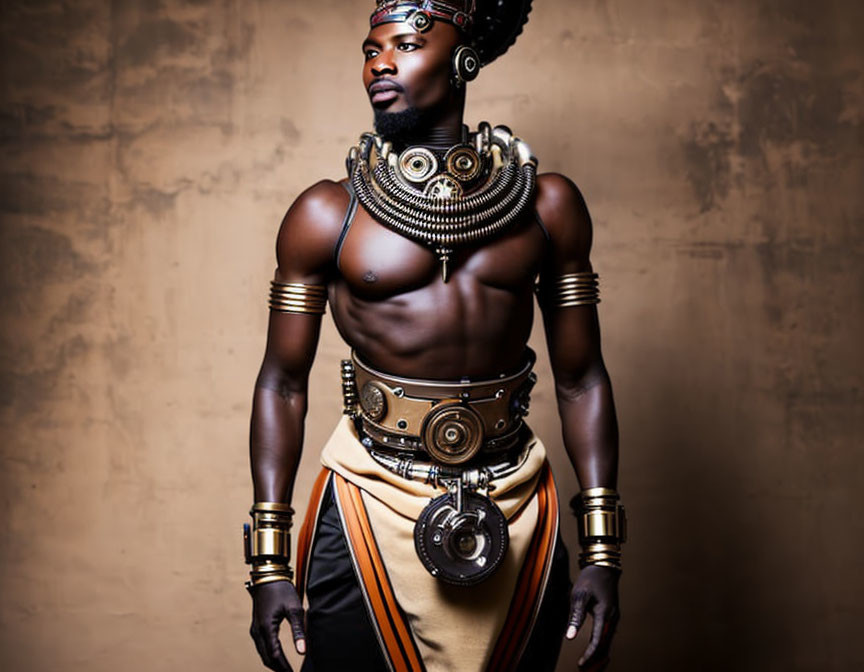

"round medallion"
[453, 45, 480, 84]
[424, 175, 463, 201]
[444, 145, 482, 182]
[421, 402, 484, 464]
[360, 382, 387, 421]
[414, 491, 509, 585]
[399, 147, 438, 183]
[409, 10, 432, 33]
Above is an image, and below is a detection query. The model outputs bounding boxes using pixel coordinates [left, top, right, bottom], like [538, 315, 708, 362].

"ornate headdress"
[370, 0, 533, 67]
[371, 1, 476, 34]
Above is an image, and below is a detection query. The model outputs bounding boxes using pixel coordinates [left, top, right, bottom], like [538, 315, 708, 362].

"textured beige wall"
[1, 1, 862, 670]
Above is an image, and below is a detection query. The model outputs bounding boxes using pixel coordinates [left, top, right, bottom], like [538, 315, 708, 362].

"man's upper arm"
[536, 172, 594, 276]
[536, 173, 604, 390]
[259, 179, 350, 388]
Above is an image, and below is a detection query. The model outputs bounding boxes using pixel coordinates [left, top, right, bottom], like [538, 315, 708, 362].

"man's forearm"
[555, 367, 619, 490]
[250, 383, 308, 504]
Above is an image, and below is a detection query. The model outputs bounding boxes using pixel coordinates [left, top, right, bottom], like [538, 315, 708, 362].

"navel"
[363, 270, 379, 284]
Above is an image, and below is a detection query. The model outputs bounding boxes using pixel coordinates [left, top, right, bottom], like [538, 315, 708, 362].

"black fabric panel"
[301, 482, 389, 672]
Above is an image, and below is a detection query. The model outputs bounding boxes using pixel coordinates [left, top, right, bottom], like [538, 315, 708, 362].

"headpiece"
[370, 0, 533, 67]
[371, 1, 476, 34]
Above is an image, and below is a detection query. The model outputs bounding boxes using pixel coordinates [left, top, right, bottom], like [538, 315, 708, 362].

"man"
[244, 2, 625, 671]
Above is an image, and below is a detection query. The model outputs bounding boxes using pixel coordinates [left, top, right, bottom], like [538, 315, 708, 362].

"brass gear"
[421, 402, 484, 464]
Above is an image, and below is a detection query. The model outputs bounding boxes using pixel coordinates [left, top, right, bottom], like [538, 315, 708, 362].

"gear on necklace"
[444, 144, 482, 182]
[399, 146, 439, 183]
[347, 122, 538, 282]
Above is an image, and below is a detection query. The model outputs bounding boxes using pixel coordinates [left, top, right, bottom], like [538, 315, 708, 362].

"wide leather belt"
[344, 349, 537, 465]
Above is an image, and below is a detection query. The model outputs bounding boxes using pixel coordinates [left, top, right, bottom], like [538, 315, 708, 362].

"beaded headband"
[370, 0, 476, 34]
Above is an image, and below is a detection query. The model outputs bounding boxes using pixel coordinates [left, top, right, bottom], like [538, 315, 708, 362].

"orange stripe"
[488, 472, 548, 670]
[489, 489, 549, 671]
[509, 470, 557, 660]
[503, 468, 557, 665]
[494, 493, 547, 660]
[335, 474, 423, 671]
[346, 482, 424, 672]
[296, 468, 332, 600]
[334, 476, 405, 668]
[487, 463, 558, 672]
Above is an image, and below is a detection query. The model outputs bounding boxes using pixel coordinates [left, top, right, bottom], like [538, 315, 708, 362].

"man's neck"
[406, 122, 463, 152]
[390, 105, 465, 153]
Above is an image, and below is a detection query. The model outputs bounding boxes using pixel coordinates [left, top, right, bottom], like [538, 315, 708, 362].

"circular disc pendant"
[424, 175, 463, 201]
[444, 145, 482, 182]
[414, 491, 509, 586]
[421, 402, 484, 464]
[399, 147, 438, 183]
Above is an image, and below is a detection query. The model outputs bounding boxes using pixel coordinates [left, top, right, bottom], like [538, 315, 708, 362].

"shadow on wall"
[535, 15, 864, 666]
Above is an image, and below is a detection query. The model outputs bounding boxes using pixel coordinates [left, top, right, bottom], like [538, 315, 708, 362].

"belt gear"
[342, 348, 537, 463]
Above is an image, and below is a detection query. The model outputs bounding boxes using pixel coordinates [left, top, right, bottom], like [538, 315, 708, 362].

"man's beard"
[373, 107, 426, 143]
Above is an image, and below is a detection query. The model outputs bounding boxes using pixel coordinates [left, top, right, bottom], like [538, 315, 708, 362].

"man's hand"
[566, 565, 620, 670]
[249, 580, 306, 672]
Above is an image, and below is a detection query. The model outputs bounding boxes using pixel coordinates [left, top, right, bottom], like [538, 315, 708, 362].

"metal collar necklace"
[347, 122, 538, 282]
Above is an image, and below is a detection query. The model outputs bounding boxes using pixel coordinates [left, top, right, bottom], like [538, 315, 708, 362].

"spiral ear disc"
[452, 45, 481, 86]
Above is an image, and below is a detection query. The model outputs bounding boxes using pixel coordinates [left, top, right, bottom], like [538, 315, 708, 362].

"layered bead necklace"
[348, 122, 538, 282]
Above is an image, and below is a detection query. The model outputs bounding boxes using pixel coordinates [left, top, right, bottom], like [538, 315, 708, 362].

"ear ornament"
[451, 44, 480, 88]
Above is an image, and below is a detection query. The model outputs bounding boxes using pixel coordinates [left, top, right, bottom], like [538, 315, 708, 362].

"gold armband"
[537, 272, 601, 308]
[571, 487, 626, 571]
[243, 502, 295, 590]
[269, 281, 327, 315]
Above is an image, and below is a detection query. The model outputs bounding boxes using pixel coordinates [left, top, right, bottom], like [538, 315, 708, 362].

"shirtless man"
[244, 2, 624, 670]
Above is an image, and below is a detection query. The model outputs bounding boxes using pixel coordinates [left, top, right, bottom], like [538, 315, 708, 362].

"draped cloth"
[297, 417, 560, 672]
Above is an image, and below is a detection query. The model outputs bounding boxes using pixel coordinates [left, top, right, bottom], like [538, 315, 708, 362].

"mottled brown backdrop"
[1, 1, 862, 670]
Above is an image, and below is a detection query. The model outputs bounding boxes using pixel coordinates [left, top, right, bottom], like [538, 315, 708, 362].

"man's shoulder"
[275, 178, 352, 275]
[535, 172, 593, 257]
[286, 178, 352, 226]
[536, 173, 589, 222]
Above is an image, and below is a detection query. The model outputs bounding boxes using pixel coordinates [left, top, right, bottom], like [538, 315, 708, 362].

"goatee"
[373, 107, 425, 142]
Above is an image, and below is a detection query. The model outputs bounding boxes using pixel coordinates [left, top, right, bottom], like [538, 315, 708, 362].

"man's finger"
[265, 622, 292, 672]
[287, 607, 307, 655]
[567, 589, 591, 639]
[250, 623, 273, 670]
[579, 606, 607, 666]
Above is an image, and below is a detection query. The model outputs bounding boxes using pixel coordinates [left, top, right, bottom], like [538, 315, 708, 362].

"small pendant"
[437, 247, 452, 283]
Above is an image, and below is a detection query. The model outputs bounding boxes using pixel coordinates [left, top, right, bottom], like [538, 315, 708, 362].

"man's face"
[362, 20, 461, 125]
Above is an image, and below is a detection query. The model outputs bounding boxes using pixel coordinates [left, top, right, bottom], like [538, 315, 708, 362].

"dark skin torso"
[331, 181, 546, 377]
[248, 17, 620, 672]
